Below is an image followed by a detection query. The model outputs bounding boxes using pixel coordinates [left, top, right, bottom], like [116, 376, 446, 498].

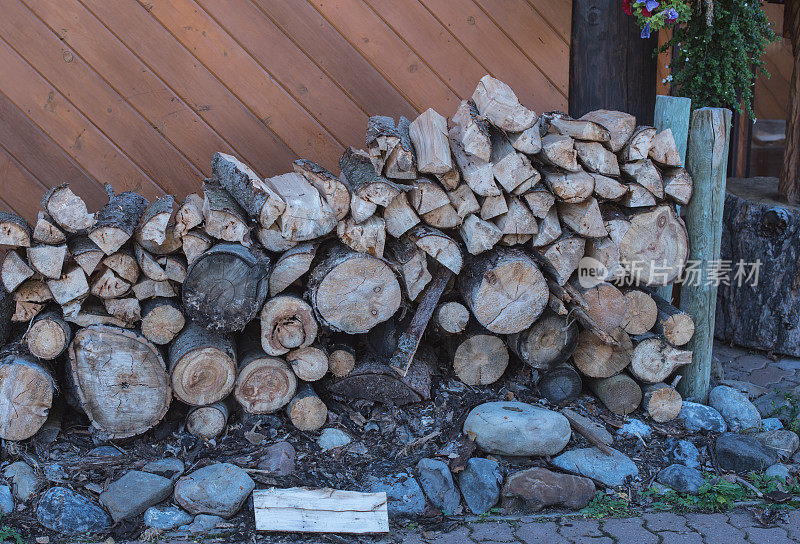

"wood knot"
[760, 208, 789, 238]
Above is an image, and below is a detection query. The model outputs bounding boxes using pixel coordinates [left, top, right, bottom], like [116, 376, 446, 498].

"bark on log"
[589, 374, 642, 415]
[293, 159, 351, 221]
[260, 294, 318, 356]
[452, 332, 508, 385]
[0, 351, 54, 441]
[650, 290, 695, 346]
[327, 351, 433, 406]
[406, 225, 463, 274]
[385, 236, 432, 301]
[41, 183, 95, 233]
[538, 364, 583, 405]
[175, 193, 205, 238]
[183, 243, 270, 333]
[579, 110, 636, 152]
[213, 152, 285, 228]
[449, 127, 501, 197]
[409, 108, 452, 174]
[168, 322, 237, 406]
[33, 213, 66, 245]
[89, 184, 149, 255]
[186, 400, 231, 440]
[25, 308, 72, 360]
[507, 309, 578, 369]
[384, 116, 417, 180]
[235, 338, 297, 414]
[629, 335, 692, 384]
[365, 115, 400, 175]
[0, 212, 31, 247]
[459, 247, 547, 334]
[69, 325, 170, 439]
[138, 195, 175, 246]
[572, 328, 633, 378]
[202, 180, 251, 244]
[472, 75, 538, 132]
[340, 148, 403, 218]
[451, 100, 491, 161]
[307, 244, 401, 334]
[141, 297, 185, 345]
[267, 172, 338, 241]
[642, 382, 683, 422]
[269, 242, 318, 297]
[286, 383, 327, 431]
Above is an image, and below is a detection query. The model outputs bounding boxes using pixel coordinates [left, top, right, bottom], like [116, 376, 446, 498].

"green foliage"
[580, 492, 631, 519]
[660, 0, 777, 117]
[767, 389, 800, 433]
[0, 517, 23, 544]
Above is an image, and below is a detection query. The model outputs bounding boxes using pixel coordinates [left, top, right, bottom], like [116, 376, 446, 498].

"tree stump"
[716, 177, 800, 356]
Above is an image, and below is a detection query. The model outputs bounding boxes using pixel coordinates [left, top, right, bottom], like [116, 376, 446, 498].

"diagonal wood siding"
[0, 0, 570, 221]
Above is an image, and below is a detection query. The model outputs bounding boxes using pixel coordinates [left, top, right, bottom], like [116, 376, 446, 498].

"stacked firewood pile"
[0, 75, 696, 445]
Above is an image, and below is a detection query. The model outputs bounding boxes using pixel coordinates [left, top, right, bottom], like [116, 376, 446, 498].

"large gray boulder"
[36, 487, 112, 535]
[679, 401, 727, 433]
[458, 458, 502, 515]
[755, 429, 800, 459]
[3, 461, 41, 503]
[463, 401, 570, 456]
[715, 433, 778, 473]
[657, 464, 705, 494]
[416, 458, 460, 515]
[709, 386, 762, 432]
[99, 470, 174, 522]
[551, 447, 638, 487]
[174, 463, 255, 518]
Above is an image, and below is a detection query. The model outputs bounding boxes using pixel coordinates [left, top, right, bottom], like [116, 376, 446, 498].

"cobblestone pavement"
[715, 341, 800, 391]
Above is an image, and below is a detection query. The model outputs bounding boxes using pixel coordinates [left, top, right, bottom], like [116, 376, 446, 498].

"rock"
[367, 473, 426, 518]
[416, 458, 461, 515]
[648, 482, 674, 495]
[618, 419, 651, 439]
[709, 386, 762, 432]
[142, 457, 186, 481]
[4, 461, 41, 502]
[561, 409, 613, 445]
[679, 401, 727, 433]
[551, 447, 638, 487]
[657, 464, 705, 494]
[463, 401, 571, 457]
[667, 439, 701, 469]
[317, 428, 352, 451]
[755, 429, 800, 459]
[257, 442, 296, 476]
[715, 433, 778, 473]
[178, 513, 225, 533]
[794, 450, 800, 464]
[501, 467, 595, 511]
[43, 463, 68, 484]
[36, 487, 112, 535]
[88, 445, 123, 457]
[719, 379, 768, 400]
[754, 391, 794, 422]
[762, 418, 784, 431]
[765, 464, 791, 481]
[458, 458, 502, 515]
[144, 506, 194, 530]
[174, 463, 255, 518]
[99, 470, 174, 522]
[0, 486, 13, 514]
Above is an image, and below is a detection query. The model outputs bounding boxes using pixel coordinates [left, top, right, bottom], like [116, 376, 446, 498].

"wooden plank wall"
[755, 3, 790, 121]
[0, 0, 571, 221]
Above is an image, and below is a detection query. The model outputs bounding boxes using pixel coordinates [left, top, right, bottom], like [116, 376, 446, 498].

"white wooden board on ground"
[253, 487, 389, 533]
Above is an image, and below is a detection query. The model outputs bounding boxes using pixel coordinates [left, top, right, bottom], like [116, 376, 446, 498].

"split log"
[12, 280, 51, 323]
[480, 194, 508, 220]
[452, 332, 508, 385]
[629, 335, 692, 384]
[256, 224, 297, 253]
[642, 382, 683, 422]
[135, 244, 168, 282]
[339, 148, 402, 221]
[182, 229, 213, 265]
[451, 100, 491, 161]
[23, 308, 70, 360]
[183, 243, 270, 333]
[103, 297, 141, 325]
[337, 215, 386, 258]
[408, 178, 450, 215]
[574, 141, 619, 176]
[47, 266, 89, 306]
[260, 294, 317, 356]
[579, 110, 636, 152]
[472, 75, 537, 132]
[41, 183, 95, 233]
[0, 351, 55, 441]
[287, 345, 329, 382]
[307, 244, 401, 334]
[539, 135, 580, 171]
[449, 128, 501, 196]
[620, 126, 656, 162]
[168, 322, 237, 406]
[383, 193, 419, 238]
[365, 115, 400, 174]
[572, 329, 633, 378]
[543, 169, 594, 203]
[499, 234, 532, 246]
[286, 383, 327, 431]
[162, 255, 187, 283]
[327, 340, 357, 378]
[386, 237, 431, 301]
[620, 183, 657, 208]
[557, 198, 606, 238]
[591, 173, 628, 201]
[434, 301, 470, 334]
[568, 280, 627, 333]
[327, 351, 433, 405]
[141, 297, 185, 345]
[175, 193, 205, 238]
[89, 184, 149, 255]
[384, 116, 417, 180]
[212, 153, 285, 228]
[531, 233, 584, 284]
[293, 159, 351, 221]
[186, 400, 230, 440]
[548, 115, 610, 142]
[507, 123, 543, 155]
[202, 180, 251, 244]
[661, 167, 694, 205]
[460, 214, 503, 255]
[546, 281, 619, 345]
[494, 197, 539, 235]
[235, 339, 297, 414]
[137, 195, 174, 246]
[538, 364, 583, 404]
[648, 128, 682, 166]
[446, 184, 482, 221]
[267, 172, 337, 241]
[507, 309, 578, 369]
[406, 226, 463, 274]
[69, 325, 170, 439]
[409, 108, 452, 174]
[33, 213, 66, 245]
[650, 291, 695, 346]
[0, 212, 31, 247]
[133, 278, 176, 300]
[458, 247, 547, 334]
[269, 242, 318, 296]
[620, 287, 658, 335]
[583, 236, 622, 282]
[531, 205, 562, 247]
[589, 374, 642, 415]
[490, 130, 538, 193]
[2, 250, 34, 292]
[102, 250, 139, 284]
[90, 268, 131, 299]
[620, 159, 663, 199]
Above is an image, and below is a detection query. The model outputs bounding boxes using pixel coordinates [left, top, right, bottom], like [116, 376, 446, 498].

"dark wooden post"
[569, 0, 658, 123]
[780, 0, 800, 203]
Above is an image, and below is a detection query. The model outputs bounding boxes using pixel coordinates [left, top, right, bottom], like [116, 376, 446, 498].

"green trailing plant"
[658, 0, 777, 117]
[0, 516, 23, 544]
[580, 492, 632, 518]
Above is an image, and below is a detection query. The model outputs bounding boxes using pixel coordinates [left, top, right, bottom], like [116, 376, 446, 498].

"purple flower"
[664, 7, 679, 20]
[641, 21, 651, 38]
[645, 0, 660, 11]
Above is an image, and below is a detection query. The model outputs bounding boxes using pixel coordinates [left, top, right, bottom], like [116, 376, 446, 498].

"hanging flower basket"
[623, 0, 692, 37]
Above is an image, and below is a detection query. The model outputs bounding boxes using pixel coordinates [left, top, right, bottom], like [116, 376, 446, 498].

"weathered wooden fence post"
[653, 95, 692, 302]
[678, 107, 732, 402]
